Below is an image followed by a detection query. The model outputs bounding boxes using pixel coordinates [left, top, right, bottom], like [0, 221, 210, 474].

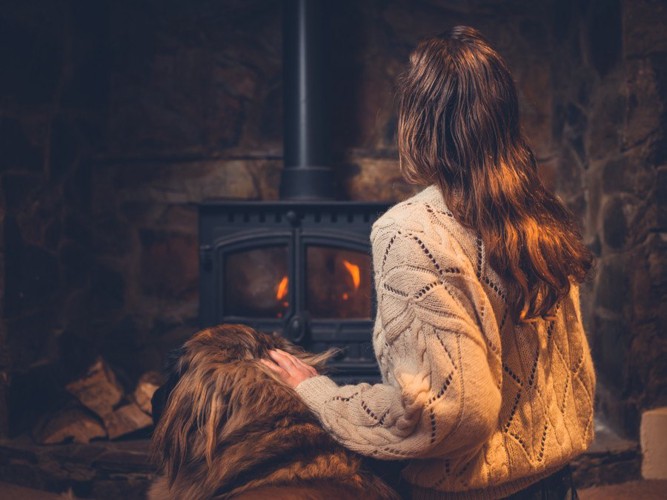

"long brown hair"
[397, 26, 593, 323]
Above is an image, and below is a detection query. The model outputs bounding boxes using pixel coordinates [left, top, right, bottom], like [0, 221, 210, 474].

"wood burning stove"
[198, 0, 391, 382]
[199, 200, 389, 382]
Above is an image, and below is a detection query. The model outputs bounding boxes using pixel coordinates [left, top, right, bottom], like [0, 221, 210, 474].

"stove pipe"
[280, 0, 334, 200]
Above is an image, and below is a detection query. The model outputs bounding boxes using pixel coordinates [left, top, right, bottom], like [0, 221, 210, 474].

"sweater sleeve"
[295, 225, 502, 460]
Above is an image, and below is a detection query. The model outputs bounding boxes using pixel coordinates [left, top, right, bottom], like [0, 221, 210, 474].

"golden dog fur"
[149, 324, 399, 499]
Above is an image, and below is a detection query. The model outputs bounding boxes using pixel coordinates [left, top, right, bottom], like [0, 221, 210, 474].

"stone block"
[2, 173, 42, 211]
[92, 263, 125, 312]
[537, 158, 558, 193]
[641, 407, 667, 479]
[4, 239, 60, 315]
[630, 253, 654, 323]
[0, 5, 64, 106]
[342, 157, 417, 202]
[592, 315, 629, 389]
[161, 205, 197, 232]
[648, 246, 666, 288]
[624, 58, 664, 150]
[60, 241, 89, 288]
[63, 160, 92, 212]
[49, 115, 81, 180]
[602, 197, 628, 250]
[107, 159, 271, 203]
[139, 229, 198, 299]
[601, 157, 631, 194]
[657, 167, 667, 209]
[587, 83, 625, 162]
[0, 117, 42, 172]
[92, 217, 135, 256]
[623, 0, 667, 57]
[594, 257, 629, 312]
[557, 146, 583, 196]
[585, 0, 622, 77]
[107, 50, 246, 155]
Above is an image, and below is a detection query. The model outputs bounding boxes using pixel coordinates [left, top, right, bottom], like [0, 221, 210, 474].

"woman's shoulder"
[371, 185, 479, 267]
[372, 185, 447, 233]
[372, 185, 470, 240]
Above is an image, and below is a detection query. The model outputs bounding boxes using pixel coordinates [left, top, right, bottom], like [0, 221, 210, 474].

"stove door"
[210, 234, 293, 335]
[299, 233, 379, 382]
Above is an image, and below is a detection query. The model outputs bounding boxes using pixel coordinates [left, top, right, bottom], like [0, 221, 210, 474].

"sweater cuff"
[294, 375, 340, 414]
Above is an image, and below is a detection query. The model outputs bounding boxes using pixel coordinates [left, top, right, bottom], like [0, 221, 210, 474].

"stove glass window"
[224, 246, 290, 319]
[306, 246, 372, 319]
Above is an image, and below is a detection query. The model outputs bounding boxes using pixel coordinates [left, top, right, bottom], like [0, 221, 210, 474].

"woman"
[263, 26, 595, 499]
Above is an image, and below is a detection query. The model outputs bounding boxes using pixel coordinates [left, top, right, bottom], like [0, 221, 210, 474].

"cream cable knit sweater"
[295, 185, 596, 499]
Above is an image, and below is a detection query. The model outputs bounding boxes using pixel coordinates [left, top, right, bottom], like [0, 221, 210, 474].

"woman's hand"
[260, 349, 318, 388]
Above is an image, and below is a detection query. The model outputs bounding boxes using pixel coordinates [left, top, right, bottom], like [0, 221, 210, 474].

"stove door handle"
[286, 314, 306, 344]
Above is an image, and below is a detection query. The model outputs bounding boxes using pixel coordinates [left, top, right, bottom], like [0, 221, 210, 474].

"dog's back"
[149, 325, 399, 500]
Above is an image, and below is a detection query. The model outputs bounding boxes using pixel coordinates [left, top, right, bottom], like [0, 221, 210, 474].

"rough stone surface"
[552, 0, 667, 438]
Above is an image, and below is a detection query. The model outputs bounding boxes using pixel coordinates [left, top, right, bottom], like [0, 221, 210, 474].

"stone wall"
[1, 0, 664, 439]
[550, 0, 666, 438]
[0, 1, 108, 435]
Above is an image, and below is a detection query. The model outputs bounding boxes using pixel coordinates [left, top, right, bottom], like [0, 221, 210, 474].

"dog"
[149, 324, 400, 499]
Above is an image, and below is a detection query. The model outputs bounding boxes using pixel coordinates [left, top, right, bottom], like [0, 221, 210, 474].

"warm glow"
[342, 260, 360, 290]
[276, 276, 289, 300]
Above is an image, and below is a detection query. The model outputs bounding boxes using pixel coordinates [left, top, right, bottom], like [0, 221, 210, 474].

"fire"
[276, 276, 289, 300]
[342, 260, 360, 290]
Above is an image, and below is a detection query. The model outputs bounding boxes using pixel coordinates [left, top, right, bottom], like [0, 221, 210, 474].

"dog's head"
[151, 324, 335, 490]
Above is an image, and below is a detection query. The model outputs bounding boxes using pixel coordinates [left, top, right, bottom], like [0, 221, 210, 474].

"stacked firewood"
[33, 358, 163, 444]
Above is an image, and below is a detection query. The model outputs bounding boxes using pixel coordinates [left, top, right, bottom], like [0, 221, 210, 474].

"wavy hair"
[397, 26, 593, 323]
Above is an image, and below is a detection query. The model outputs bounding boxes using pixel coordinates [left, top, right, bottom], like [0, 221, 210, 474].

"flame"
[342, 260, 360, 290]
[276, 276, 289, 300]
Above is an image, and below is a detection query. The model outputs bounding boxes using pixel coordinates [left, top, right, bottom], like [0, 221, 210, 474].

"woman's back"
[364, 185, 595, 498]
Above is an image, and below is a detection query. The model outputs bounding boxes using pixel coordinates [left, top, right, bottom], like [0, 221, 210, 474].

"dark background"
[0, 0, 664, 441]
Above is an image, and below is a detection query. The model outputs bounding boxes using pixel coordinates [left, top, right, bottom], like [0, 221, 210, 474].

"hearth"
[198, 0, 390, 382]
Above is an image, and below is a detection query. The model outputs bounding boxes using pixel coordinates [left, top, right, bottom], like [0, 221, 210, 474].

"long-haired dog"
[149, 324, 399, 499]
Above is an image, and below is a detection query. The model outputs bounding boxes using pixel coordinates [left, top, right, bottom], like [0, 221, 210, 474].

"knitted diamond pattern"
[295, 185, 596, 498]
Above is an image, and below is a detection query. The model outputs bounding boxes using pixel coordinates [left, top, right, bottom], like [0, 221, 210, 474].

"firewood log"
[133, 371, 164, 415]
[65, 357, 123, 419]
[103, 402, 153, 439]
[33, 406, 107, 444]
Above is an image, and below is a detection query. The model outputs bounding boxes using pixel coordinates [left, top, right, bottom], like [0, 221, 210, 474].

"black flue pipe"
[280, 0, 334, 200]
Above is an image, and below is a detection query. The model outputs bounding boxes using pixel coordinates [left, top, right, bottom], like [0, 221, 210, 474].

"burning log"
[33, 405, 107, 444]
